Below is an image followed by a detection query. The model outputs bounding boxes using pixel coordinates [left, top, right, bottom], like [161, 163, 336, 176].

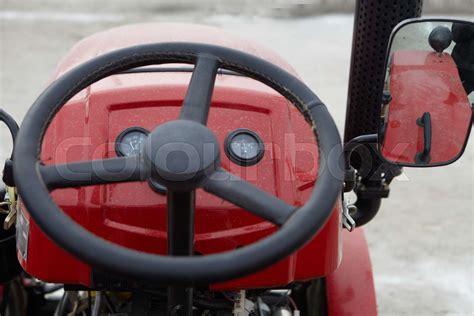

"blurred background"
[1, 0, 473, 17]
[0, 0, 473, 315]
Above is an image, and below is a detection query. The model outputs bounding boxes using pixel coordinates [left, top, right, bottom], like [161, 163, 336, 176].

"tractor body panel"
[17, 24, 344, 290]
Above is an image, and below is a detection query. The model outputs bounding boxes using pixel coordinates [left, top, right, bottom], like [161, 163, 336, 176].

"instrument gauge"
[225, 129, 264, 166]
[115, 127, 149, 157]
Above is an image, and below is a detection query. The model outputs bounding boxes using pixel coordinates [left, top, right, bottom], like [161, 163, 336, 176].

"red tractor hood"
[18, 23, 342, 290]
[53, 23, 297, 78]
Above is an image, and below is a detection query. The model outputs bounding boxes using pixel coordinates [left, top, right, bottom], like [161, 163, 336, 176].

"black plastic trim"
[147, 178, 167, 194]
[415, 112, 432, 164]
[179, 55, 218, 125]
[0, 110, 20, 186]
[40, 156, 147, 190]
[167, 190, 195, 314]
[0, 110, 19, 158]
[115, 126, 150, 157]
[202, 168, 295, 226]
[224, 128, 265, 166]
[120, 66, 244, 77]
[352, 197, 382, 228]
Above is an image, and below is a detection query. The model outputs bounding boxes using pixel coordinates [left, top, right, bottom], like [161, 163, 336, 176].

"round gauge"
[115, 127, 149, 157]
[224, 129, 265, 166]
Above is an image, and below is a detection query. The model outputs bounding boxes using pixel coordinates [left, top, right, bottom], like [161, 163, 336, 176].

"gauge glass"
[230, 133, 260, 160]
[225, 129, 264, 165]
[116, 128, 148, 157]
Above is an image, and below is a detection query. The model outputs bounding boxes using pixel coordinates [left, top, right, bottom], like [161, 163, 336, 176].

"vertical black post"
[343, 0, 424, 222]
[344, 0, 424, 142]
[167, 190, 195, 315]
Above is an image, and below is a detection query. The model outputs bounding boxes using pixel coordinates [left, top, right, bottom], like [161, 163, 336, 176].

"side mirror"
[379, 18, 473, 167]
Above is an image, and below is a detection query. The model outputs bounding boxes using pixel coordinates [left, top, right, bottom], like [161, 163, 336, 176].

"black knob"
[428, 26, 453, 54]
[382, 91, 392, 105]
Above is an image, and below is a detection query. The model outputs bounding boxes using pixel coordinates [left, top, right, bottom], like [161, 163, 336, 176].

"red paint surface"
[17, 24, 342, 290]
[326, 229, 377, 316]
[382, 50, 471, 165]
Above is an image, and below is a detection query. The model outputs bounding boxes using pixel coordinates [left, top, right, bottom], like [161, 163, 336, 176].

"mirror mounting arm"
[343, 134, 378, 193]
[344, 134, 403, 228]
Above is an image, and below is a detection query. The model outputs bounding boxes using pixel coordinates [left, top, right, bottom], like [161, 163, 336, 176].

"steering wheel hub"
[145, 120, 220, 190]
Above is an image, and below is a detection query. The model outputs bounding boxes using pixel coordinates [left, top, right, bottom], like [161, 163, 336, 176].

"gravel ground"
[0, 4, 472, 316]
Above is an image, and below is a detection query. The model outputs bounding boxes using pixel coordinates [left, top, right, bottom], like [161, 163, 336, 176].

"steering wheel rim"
[13, 42, 343, 285]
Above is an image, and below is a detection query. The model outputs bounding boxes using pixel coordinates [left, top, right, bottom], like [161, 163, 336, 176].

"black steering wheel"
[13, 43, 343, 285]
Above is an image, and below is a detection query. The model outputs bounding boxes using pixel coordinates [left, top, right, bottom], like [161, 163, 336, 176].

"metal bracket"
[342, 201, 356, 232]
[3, 186, 17, 230]
[356, 183, 391, 199]
[233, 290, 254, 316]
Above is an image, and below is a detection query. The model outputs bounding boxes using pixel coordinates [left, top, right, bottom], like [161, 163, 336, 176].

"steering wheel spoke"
[40, 156, 147, 191]
[179, 55, 219, 125]
[202, 168, 296, 226]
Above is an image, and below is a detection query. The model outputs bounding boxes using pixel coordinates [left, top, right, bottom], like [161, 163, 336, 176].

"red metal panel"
[326, 229, 377, 316]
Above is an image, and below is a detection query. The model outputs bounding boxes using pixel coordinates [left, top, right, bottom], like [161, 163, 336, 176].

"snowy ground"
[0, 5, 473, 316]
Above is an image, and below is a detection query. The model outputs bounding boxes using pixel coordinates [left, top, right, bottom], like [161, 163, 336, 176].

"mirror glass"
[379, 19, 473, 166]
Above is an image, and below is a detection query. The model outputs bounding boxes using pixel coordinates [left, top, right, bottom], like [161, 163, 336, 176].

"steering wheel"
[13, 43, 343, 285]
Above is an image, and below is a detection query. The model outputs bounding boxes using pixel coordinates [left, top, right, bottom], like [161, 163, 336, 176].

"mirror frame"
[378, 17, 474, 167]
